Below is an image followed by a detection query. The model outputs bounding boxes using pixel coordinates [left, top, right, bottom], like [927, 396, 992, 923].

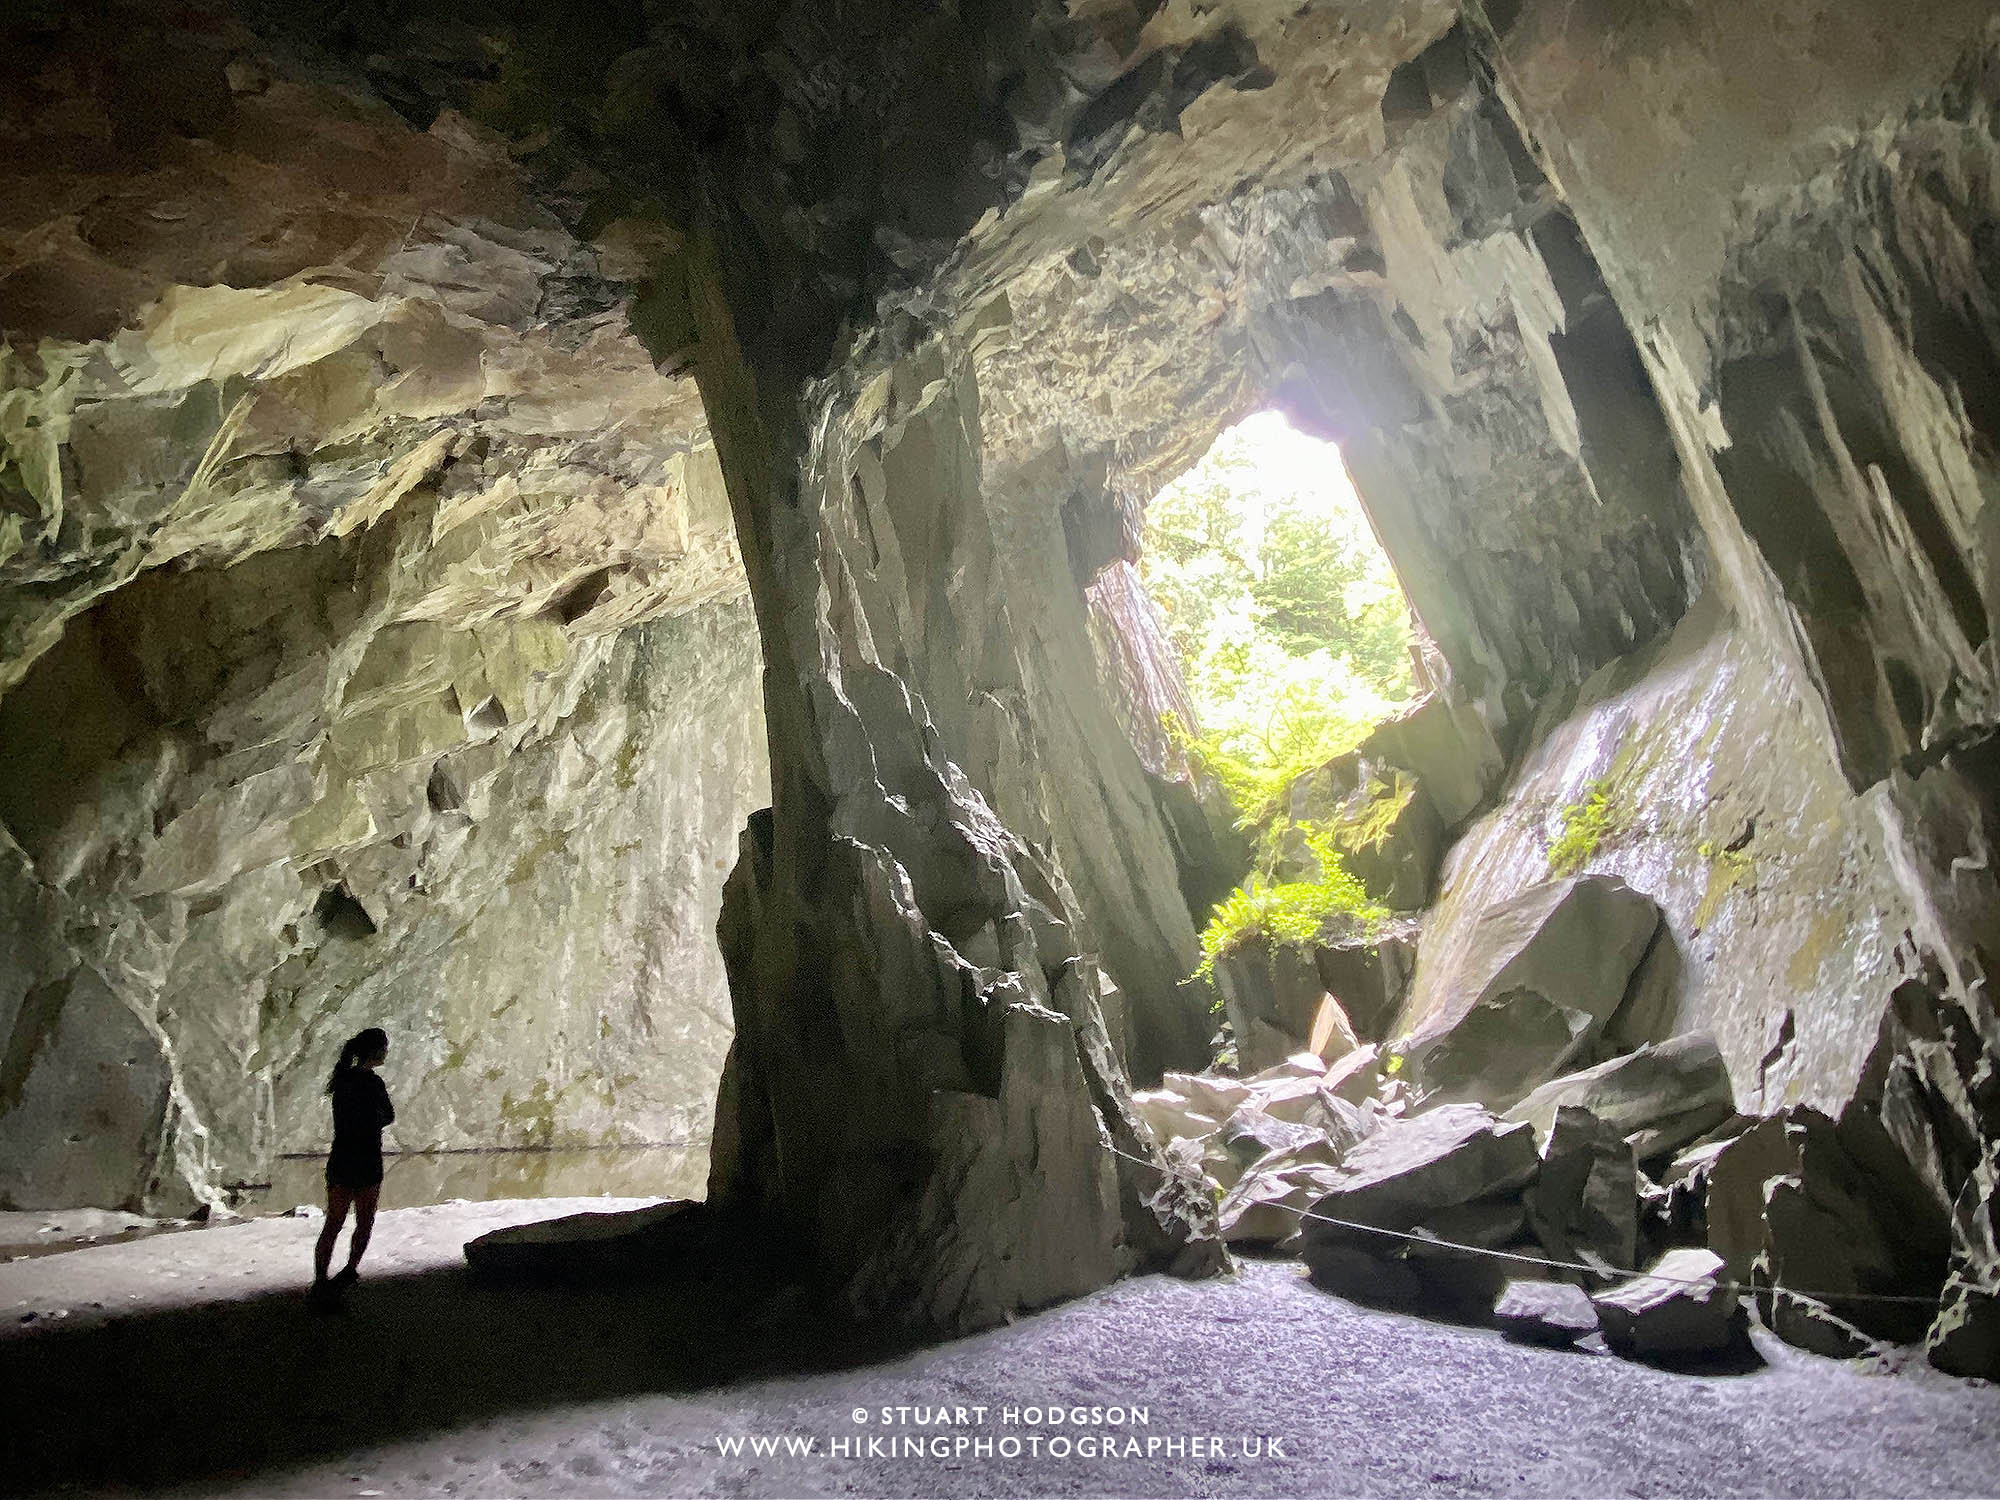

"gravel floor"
[2, 1200, 1995, 1498]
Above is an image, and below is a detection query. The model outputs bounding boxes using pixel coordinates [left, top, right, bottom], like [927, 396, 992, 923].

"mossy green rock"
[1279, 756, 1444, 912]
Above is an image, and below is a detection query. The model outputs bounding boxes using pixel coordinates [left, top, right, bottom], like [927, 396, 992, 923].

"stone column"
[685, 232, 1221, 1331]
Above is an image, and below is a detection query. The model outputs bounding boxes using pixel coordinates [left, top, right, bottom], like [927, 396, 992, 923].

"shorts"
[325, 1151, 384, 1191]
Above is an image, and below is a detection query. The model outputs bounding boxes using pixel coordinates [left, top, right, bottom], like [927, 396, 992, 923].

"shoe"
[308, 1277, 340, 1309]
[330, 1267, 359, 1290]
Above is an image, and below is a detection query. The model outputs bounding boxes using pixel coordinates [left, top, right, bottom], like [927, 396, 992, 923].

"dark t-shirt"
[327, 1069, 394, 1187]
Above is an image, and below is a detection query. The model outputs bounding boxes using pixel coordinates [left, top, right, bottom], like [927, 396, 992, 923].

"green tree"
[1141, 413, 1415, 826]
[1253, 506, 1413, 686]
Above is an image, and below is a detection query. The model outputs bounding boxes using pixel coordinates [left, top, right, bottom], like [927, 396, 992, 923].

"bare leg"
[316, 1185, 353, 1283]
[343, 1185, 380, 1274]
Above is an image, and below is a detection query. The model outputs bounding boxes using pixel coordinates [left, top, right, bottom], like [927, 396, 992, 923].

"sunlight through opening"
[1140, 410, 1417, 827]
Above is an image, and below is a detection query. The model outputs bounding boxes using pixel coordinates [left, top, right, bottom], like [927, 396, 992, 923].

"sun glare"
[1221, 410, 1368, 533]
[1139, 409, 1415, 822]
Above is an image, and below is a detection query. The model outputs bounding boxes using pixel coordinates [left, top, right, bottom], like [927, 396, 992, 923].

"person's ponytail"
[325, 1027, 389, 1095]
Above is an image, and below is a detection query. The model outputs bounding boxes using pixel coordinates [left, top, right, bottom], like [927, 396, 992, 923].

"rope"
[1102, 1141, 1943, 1309]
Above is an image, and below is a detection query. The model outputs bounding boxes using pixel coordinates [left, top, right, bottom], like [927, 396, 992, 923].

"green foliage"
[1694, 837, 1756, 927]
[1255, 504, 1415, 685]
[1548, 777, 1622, 875]
[1143, 414, 1414, 831]
[1165, 711, 1373, 832]
[1143, 416, 1418, 1003]
[1194, 824, 1386, 985]
[1696, 838, 1753, 875]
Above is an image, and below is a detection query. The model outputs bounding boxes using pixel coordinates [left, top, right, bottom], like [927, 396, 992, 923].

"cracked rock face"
[0, 29, 765, 1213]
[8, 0, 2000, 1368]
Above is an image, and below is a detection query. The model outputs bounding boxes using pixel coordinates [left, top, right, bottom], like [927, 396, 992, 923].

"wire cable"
[1102, 1139, 1943, 1308]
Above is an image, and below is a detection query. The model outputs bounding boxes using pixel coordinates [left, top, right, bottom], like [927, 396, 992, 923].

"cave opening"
[1133, 409, 1425, 1058]
[1139, 409, 1418, 822]
[7, 3, 2000, 1491]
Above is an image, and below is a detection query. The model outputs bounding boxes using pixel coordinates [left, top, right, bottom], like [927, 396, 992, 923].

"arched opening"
[0, 54, 768, 1232]
[1141, 410, 1417, 824]
[1132, 411, 1432, 1069]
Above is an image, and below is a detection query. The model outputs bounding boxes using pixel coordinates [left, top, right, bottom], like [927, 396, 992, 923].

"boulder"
[1418, 1195, 1529, 1250]
[1216, 941, 1340, 1075]
[1157, 1070, 1253, 1122]
[1494, 1279, 1601, 1346]
[1197, 1135, 1252, 1194]
[1661, 1134, 1737, 1191]
[1245, 1073, 1340, 1127]
[1324, 1044, 1385, 1104]
[1699, 1120, 1798, 1279]
[1303, 1243, 1426, 1307]
[1528, 1105, 1638, 1273]
[1506, 1032, 1736, 1165]
[1716, 1108, 1949, 1347]
[1417, 988, 1600, 1116]
[1218, 1103, 1327, 1173]
[1129, 1087, 1218, 1148]
[1409, 876, 1663, 1111]
[1245, 1052, 1338, 1085]
[1305, 1104, 1541, 1236]
[1927, 1287, 2000, 1379]
[1313, 927, 1417, 1044]
[1404, 1196, 1530, 1312]
[1306, 995, 1362, 1066]
[1602, 925, 1683, 1053]
[1301, 1105, 1540, 1305]
[1592, 1248, 1745, 1360]
[1764, 1291, 1887, 1361]
[1646, 1133, 1741, 1253]
[1927, 1141, 2000, 1380]
[1354, 690, 1504, 830]
[1217, 1144, 1348, 1245]
[465, 1199, 707, 1280]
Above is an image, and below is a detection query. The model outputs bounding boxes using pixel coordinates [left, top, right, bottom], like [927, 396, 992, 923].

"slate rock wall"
[0, 35, 767, 1213]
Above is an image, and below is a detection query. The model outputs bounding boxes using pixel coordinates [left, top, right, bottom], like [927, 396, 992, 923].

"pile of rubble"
[1137, 871, 1967, 1369]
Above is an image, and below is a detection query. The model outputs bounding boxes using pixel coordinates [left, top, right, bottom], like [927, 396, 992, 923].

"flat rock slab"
[1594, 1247, 1746, 1361]
[464, 1200, 704, 1280]
[1305, 1103, 1540, 1236]
[1507, 1032, 1735, 1164]
[1410, 875, 1662, 1111]
[1495, 1278, 1601, 1345]
[1529, 1104, 1638, 1271]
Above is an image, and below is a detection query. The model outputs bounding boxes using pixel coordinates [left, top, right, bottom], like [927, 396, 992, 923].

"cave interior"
[4, 0, 2000, 1490]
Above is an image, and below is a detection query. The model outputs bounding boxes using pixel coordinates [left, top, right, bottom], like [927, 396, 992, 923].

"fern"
[1164, 709, 1373, 832]
[1194, 823, 1386, 984]
[1548, 778, 1621, 875]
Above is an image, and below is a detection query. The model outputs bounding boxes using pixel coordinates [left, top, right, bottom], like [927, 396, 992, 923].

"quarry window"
[1139, 411, 1420, 1008]
[1140, 410, 1415, 826]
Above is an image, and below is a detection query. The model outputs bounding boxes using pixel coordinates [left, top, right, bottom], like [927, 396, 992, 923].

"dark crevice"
[425, 762, 464, 813]
[549, 566, 616, 626]
[313, 883, 377, 941]
[1380, 56, 1433, 127]
[467, 696, 509, 736]
[0, 973, 73, 1121]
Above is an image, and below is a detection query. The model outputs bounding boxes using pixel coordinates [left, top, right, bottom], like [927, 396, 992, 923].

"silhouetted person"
[313, 1027, 393, 1301]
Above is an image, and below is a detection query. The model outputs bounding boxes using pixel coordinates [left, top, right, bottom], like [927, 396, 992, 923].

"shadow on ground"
[0, 1260, 924, 1495]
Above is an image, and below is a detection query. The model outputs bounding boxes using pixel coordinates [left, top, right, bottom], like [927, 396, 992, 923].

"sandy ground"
[0, 1207, 194, 1262]
[3, 1199, 1997, 1499]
